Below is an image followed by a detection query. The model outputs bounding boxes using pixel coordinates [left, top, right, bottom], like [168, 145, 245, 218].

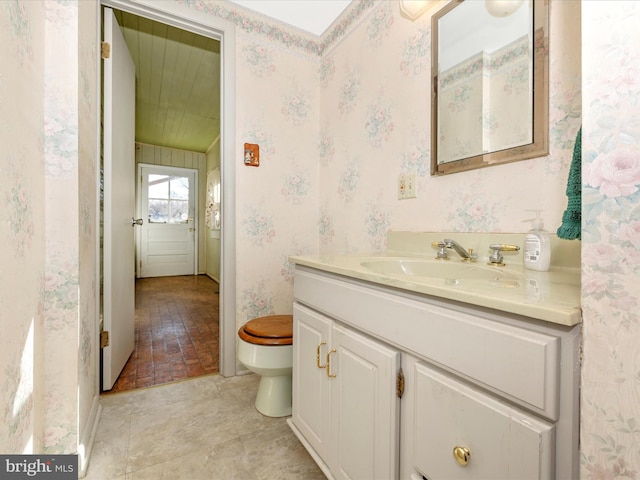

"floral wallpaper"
[235, 26, 320, 328]
[0, 0, 99, 465]
[318, 0, 581, 249]
[185, 0, 583, 370]
[580, 1, 640, 477]
[2, 0, 639, 476]
[205, 0, 633, 474]
[0, 0, 45, 454]
[43, 0, 81, 453]
[236, 2, 637, 475]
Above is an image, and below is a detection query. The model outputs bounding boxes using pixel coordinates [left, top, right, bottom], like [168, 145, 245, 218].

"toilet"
[237, 314, 293, 417]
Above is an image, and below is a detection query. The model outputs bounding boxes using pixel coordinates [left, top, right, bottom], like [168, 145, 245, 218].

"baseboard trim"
[78, 395, 102, 478]
[205, 272, 220, 284]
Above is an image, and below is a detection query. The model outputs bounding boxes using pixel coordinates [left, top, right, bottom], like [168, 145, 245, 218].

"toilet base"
[255, 373, 292, 417]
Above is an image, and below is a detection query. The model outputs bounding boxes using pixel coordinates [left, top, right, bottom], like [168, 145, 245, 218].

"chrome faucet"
[444, 239, 477, 261]
[433, 239, 477, 262]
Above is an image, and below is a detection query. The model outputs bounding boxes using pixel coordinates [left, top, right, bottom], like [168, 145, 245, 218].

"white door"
[138, 165, 197, 277]
[102, 7, 136, 391]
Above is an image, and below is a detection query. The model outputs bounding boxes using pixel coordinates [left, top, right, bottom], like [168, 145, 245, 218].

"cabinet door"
[330, 323, 400, 480]
[413, 362, 554, 480]
[292, 304, 333, 461]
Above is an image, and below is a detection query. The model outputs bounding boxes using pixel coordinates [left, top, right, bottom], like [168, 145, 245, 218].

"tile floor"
[108, 275, 220, 393]
[85, 374, 325, 480]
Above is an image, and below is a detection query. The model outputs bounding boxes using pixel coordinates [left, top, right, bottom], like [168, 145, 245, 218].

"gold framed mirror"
[431, 0, 549, 176]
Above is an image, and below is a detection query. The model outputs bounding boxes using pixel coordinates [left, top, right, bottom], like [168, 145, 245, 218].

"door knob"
[453, 446, 470, 466]
[131, 217, 143, 226]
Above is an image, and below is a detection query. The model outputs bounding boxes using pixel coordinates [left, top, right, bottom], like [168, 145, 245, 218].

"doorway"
[138, 164, 198, 278]
[99, 0, 237, 393]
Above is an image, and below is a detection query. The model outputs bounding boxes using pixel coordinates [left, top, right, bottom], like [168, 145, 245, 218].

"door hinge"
[100, 330, 110, 348]
[101, 42, 111, 59]
[396, 367, 405, 399]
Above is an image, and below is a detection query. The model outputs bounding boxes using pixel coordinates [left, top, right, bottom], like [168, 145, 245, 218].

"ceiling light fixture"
[485, 0, 525, 17]
[399, 0, 438, 21]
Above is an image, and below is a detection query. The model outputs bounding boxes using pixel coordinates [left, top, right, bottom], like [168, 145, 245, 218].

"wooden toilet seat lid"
[238, 315, 293, 346]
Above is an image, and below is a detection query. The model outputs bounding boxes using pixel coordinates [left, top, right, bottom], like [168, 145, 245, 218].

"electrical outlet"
[398, 174, 417, 199]
[398, 175, 406, 199]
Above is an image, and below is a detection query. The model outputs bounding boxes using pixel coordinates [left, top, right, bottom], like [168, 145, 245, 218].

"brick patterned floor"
[107, 275, 219, 393]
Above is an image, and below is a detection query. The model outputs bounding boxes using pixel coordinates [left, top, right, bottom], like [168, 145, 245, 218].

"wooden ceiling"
[113, 10, 220, 153]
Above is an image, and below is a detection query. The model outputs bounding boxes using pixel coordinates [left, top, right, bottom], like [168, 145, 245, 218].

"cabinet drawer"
[413, 362, 554, 480]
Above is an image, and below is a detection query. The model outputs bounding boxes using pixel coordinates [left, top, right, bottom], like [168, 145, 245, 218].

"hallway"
[107, 275, 219, 393]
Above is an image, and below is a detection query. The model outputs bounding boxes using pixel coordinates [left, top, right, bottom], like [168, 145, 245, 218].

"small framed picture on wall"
[244, 143, 260, 167]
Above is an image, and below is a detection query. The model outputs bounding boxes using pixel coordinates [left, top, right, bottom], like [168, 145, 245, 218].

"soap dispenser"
[523, 210, 550, 272]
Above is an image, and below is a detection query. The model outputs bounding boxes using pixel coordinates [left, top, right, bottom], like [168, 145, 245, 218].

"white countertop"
[290, 253, 582, 326]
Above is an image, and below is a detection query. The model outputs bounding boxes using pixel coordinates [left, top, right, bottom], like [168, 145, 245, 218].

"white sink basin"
[360, 258, 518, 282]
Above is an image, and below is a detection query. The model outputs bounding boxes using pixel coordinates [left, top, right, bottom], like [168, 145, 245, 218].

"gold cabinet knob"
[453, 446, 470, 466]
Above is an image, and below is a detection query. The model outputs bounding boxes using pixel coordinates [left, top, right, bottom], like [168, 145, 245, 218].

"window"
[206, 167, 221, 230]
[147, 174, 190, 223]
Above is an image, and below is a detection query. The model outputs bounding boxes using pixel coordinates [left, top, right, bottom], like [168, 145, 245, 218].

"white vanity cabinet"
[291, 303, 401, 480]
[289, 265, 580, 480]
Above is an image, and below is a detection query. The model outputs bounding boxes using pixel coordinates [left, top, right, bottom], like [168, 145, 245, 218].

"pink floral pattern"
[243, 42, 275, 77]
[281, 171, 310, 205]
[243, 124, 276, 156]
[318, 128, 336, 165]
[365, 202, 391, 250]
[366, 2, 393, 47]
[338, 160, 360, 202]
[5, 0, 637, 474]
[281, 82, 311, 126]
[338, 71, 360, 115]
[585, 147, 640, 198]
[5, 158, 34, 257]
[581, 1, 640, 476]
[400, 142, 430, 178]
[8, 0, 33, 63]
[318, 55, 335, 87]
[400, 26, 430, 76]
[240, 279, 275, 321]
[2, 0, 99, 460]
[365, 100, 394, 147]
[243, 207, 276, 246]
[617, 221, 640, 249]
[319, 209, 335, 246]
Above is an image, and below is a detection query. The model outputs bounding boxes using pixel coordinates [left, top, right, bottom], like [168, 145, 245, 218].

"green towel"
[557, 127, 581, 240]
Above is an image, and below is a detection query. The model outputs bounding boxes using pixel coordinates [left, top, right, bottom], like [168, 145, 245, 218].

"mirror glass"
[431, 0, 549, 175]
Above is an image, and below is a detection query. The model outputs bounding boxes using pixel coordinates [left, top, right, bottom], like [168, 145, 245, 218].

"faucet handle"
[431, 241, 449, 260]
[488, 244, 520, 266]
